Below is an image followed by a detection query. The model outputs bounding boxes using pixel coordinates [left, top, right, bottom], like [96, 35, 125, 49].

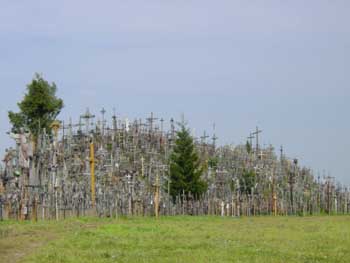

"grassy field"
[1, 216, 350, 263]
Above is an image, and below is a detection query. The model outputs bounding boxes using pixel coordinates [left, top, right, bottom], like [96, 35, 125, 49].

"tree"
[245, 140, 252, 154]
[169, 123, 207, 201]
[8, 73, 64, 139]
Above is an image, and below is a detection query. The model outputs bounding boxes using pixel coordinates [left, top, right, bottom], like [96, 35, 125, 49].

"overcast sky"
[1, 1, 349, 183]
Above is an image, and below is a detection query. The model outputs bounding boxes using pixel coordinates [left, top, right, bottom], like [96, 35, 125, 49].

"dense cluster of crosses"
[0, 109, 348, 220]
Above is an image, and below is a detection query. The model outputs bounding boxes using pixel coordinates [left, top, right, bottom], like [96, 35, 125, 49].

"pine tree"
[169, 123, 207, 201]
[246, 140, 252, 154]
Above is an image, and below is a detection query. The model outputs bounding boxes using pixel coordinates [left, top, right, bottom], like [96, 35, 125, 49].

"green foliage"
[8, 73, 64, 138]
[240, 170, 256, 195]
[208, 157, 219, 169]
[106, 143, 113, 152]
[169, 123, 207, 201]
[246, 140, 252, 154]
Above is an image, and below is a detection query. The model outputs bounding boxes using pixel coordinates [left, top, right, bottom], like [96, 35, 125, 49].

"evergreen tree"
[8, 73, 64, 139]
[246, 140, 252, 154]
[240, 170, 256, 195]
[169, 123, 207, 201]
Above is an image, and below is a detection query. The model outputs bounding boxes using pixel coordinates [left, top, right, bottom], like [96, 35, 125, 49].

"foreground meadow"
[0, 216, 349, 263]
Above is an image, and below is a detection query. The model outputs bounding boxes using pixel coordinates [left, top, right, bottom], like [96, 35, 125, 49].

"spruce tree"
[8, 73, 64, 139]
[169, 123, 207, 201]
[245, 140, 252, 154]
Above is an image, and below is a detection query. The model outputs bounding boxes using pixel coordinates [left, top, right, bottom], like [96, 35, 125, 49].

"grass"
[1, 216, 350, 263]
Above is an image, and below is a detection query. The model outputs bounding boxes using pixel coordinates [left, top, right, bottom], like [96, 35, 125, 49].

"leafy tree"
[8, 73, 63, 139]
[169, 123, 207, 201]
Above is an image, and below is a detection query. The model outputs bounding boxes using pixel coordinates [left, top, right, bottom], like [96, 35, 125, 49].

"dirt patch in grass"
[0, 226, 57, 263]
[0, 219, 106, 263]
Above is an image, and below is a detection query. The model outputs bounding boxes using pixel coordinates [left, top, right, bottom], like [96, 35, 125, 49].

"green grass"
[1, 216, 350, 263]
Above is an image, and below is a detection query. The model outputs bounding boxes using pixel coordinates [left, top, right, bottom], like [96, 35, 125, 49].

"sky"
[0, 1, 349, 183]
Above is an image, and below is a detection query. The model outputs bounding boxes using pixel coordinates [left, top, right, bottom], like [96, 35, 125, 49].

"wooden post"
[90, 141, 96, 208]
[154, 173, 160, 219]
[273, 193, 277, 216]
[141, 156, 144, 177]
[32, 196, 38, 222]
[51, 121, 61, 221]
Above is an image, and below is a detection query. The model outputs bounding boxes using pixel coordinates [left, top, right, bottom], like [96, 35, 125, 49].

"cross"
[247, 133, 254, 147]
[110, 108, 117, 141]
[258, 150, 266, 160]
[170, 118, 175, 143]
[180, 113, 186, 126]
[252, 126, 262, 153]
[126, 173, 132, 183]
[212, 123, 218, 148]
[80, 108, 95, 135]
[200, 131, 209, 144]
[101, 107, 106, 117]
[141, 156, 145, 177]
[100, 108, 106, 136]
[146, 112, 158, 133]
[160, 118, 164, 134]
[280, 145, 284, 162]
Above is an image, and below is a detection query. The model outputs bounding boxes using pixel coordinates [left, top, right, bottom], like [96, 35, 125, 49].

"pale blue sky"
[1, 1, 349, 183]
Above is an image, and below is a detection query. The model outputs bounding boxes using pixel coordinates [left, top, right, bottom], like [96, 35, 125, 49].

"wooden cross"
[146, 112, 158, 133]
[247, 133, 254, 147]
[160, 118, 164, 134]
[200, 131, 209, 144]
[100, 108, 106, 136]
[212, 123, 218, 148]
[80, 108, 95, 135]
[252, 126, 262, 153]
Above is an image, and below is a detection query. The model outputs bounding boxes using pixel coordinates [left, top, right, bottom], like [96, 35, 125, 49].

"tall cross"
[112, 108, 117, 141]
[247, 133, 254, 147]
[80, 108, 95, 135]
[201, 131, 209, 144]
[141, 156, 145, 177]
[160, 118, 164, 134]
[147, 112, 158, 133]
[212, 123, 218, 149]
[100, 108, 106, 136]
[252, 126, 262, 153]
[170, 118, 175, 143]
[280, 145, 284, 162]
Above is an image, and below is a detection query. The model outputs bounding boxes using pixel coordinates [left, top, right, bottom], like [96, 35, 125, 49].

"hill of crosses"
[0, 109, 348, 220]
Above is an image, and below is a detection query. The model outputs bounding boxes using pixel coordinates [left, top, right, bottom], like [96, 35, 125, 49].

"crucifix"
[112, 108, 117, 136]
[212, 123, 218, 149]
[280, 145, 284, 162]
[200, 131, 209, 145]
[170, 118, 175, 143]
[200, 131, 210, 156]
[247, 133, 254, 148]
[252, 126, 262, 154]
[160, 118, 164, 135]
[100, 108, 106, 137]
[258, 150, 266, 160]
[147, 112, 158, 133]
[141, 156, 145, 177]
[80, 108, 95, 135]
